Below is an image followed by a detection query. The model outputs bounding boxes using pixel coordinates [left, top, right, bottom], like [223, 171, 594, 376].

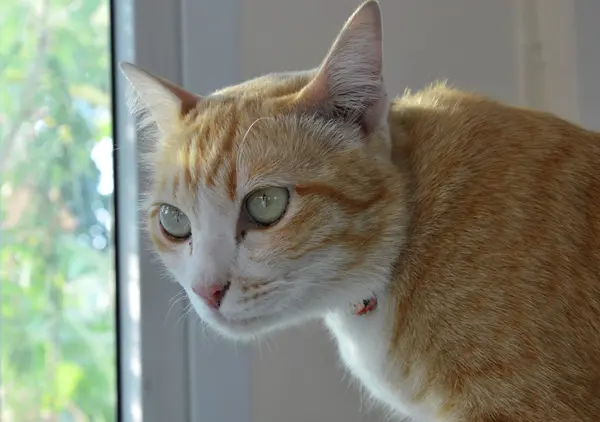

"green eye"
[158, 204, 192, 239]
[245, 187, 289, 226]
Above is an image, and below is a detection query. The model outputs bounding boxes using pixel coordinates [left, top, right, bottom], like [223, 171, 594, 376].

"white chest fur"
[324, 299, 452, 422]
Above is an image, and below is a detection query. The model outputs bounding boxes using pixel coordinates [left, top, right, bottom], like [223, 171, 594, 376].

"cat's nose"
[192, 281, 231, 310]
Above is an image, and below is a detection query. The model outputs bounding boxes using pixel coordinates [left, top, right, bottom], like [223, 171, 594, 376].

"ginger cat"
[120, 1, 600, 421]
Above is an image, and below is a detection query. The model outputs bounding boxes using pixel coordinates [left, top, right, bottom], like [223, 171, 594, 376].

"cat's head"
[120, 0, 407, 340]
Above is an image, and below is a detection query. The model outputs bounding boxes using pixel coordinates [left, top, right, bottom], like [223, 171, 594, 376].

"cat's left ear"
[296, 0, 388, 136]
[119, 62, 200, 135]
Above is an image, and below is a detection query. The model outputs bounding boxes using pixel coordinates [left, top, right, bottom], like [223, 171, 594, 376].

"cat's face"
[121, 1, 406, 340]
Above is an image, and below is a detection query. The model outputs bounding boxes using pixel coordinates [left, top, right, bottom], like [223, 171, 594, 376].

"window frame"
[111, 0, 252, 421]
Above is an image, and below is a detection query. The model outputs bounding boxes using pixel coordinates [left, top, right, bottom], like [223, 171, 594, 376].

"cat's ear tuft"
[119, 62, 200, 134]
[297, 1, 387, 134]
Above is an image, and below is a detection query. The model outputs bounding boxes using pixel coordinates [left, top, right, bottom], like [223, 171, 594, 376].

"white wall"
[241, 0, 519, 102]
[575, 0, 600, 131]
[240, 1, 520, 421]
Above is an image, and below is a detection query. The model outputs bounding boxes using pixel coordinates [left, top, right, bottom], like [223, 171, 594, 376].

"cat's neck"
[324, 285, 397, 408]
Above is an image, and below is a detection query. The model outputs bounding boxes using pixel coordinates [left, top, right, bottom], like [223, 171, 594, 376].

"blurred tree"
[0, 0, 116, 420]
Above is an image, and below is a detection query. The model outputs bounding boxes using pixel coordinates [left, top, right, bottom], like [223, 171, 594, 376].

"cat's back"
[387, 85, 600, 421]
[390, 83, 600, 262]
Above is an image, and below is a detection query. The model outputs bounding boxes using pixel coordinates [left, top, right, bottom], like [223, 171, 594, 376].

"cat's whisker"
[256, 337, 264, 360]
[176, 302, 194, 326]
[197, 315, 211, 342]
[263, 336, 277, 353]
[166, 289, 188, 321]
[238, 116, 273, 153]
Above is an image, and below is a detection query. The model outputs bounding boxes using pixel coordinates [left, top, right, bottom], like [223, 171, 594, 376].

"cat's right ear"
[119, 62, 200, 134]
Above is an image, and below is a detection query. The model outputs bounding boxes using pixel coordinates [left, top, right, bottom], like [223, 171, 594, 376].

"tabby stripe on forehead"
[198, 120, 212, 152]
[175, 140, 194, 195]
[172, 172, 180, 195]
[186, 116, 214, 185]
[226, 160, 237, 201]
[188, 136, 199, 190]
[205, 103, 240, 187]
[182, 136, 193, 190]
[295, 182, 386, 213]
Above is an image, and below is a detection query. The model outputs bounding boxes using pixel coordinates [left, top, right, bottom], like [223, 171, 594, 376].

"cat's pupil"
[259, 194, 269, 208]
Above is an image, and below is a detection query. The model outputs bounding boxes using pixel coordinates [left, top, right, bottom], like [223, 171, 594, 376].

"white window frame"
[112, 0, 252, 421]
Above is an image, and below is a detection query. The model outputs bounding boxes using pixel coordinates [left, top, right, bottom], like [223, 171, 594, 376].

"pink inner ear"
[159, 77, 201, 116]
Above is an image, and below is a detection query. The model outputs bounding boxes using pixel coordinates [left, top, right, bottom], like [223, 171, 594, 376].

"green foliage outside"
[0, 0, 116, 420]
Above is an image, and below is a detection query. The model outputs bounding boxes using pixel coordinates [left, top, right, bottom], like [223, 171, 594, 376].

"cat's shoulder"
[389, 81, 600, 154]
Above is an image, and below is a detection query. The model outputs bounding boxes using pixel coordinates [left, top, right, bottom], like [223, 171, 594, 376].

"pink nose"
[192, 281, 231, 310]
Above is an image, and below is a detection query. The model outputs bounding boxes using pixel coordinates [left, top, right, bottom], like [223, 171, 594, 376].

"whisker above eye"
[238, 116, 273, 152]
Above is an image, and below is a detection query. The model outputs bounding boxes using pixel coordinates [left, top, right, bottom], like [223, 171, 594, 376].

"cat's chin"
[201, 311, 289, 341]
[199, 309, 313, 341]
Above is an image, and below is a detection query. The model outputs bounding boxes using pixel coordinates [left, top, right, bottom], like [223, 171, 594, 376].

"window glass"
[0, 0, 116, 420]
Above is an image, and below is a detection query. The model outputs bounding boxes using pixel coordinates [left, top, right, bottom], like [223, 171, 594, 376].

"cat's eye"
[158, 204, 192, 240]
[244, 187, 289, 226]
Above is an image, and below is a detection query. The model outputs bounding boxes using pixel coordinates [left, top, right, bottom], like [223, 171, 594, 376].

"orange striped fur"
[121, 1, 600, 421]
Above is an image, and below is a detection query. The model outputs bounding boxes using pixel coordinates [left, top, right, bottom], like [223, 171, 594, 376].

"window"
[2, 0, 250, 421]
[0, 0, 117, 420]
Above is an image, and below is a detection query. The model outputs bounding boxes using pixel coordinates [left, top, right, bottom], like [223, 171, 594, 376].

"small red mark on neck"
[352, 295, 378, 316]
